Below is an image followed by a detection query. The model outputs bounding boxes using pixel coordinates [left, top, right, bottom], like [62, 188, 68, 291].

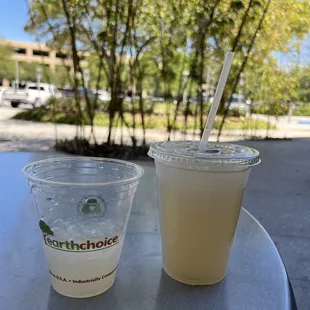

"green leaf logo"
[39, 220, 54, 236]
[81, 198, 102, 215]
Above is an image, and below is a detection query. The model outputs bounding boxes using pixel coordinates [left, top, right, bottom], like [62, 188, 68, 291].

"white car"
[2, 83, 61, 108]
[96, 90, 111, 102]
[226, 94, 250, 114]
[0, 87, 7, 105]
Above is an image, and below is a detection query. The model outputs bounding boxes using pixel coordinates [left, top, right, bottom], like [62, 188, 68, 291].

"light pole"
[182, 71, 189, 105]
[238, 72, 245, 106]
[83, 69, 90, 89]
[36, 67, 42, 105]
[15, 60, 19, 89]
[205, 67, 214, 100]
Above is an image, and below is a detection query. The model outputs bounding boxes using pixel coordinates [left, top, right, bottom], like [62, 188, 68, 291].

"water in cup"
[41, 216, 123, 297]
[23, 157, 143, 298]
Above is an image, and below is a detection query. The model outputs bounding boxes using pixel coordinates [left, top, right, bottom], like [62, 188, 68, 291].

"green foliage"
[53, 66, 71, 87]
[0, 44, 14, 80]
[228, 108, 246, 117]
[13, 105, 274, 130]
[294, 66, 310, 103]
[293, 104, 310, 116]
[20, 0, 310, 144]
[246, 60, 298, 104]
[1, 59, 70, 87]
[251, 103, 288, 116]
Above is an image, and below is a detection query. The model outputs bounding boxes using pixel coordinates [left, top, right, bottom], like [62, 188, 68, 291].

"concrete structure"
[0, 39, 87, 72]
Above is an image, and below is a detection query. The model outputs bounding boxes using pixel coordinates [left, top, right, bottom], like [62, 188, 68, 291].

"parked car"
[0, 87, 7, 105]
[61, 87, 102, 100]
[227, 94, 250, 115]
[2, 83, 61, 108]
[96, 90, 111, 102]
[59, 87, 108, 110]
[151, 96, 165, 102]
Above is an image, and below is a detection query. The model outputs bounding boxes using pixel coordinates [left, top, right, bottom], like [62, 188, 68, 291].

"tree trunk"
[218, 0, 257, 115]
[61, 0, 84, 143]
[217, 0, 272, 141]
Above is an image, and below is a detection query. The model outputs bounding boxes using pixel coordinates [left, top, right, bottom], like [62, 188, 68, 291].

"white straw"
[199, 52, 235, 152]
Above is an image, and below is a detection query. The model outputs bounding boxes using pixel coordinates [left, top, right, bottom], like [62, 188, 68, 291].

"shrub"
[228, 108, 246, 117]
[293, 104, 310, 116]
[251, 103, 287, 116]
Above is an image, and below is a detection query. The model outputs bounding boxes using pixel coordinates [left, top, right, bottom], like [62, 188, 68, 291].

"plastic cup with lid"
[148, 140, 260, 285]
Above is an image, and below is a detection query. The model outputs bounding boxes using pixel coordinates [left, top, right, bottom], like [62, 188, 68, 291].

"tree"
[216, 0, 310, 139]
[0, 43, 14, 82]
[295, 66, 310, 103]
[53, 65, 72, 87]
[25, 0, 310, 148]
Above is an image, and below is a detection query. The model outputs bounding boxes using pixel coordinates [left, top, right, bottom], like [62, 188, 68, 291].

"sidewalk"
[1, 107, 310, 151]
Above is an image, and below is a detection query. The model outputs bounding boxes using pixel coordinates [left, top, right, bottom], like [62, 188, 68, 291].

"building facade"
[0, 39, 87, 72]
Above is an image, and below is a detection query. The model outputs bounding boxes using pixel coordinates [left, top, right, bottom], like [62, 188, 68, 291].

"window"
[14, 48, 26, 55]
[28, 86, 45, 91]
[56, 52, 67, 59]
[48, 86, 59, 95]
[33, 50, 49, 57]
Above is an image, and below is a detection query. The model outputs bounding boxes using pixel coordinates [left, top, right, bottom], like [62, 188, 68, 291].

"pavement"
[1, 106, 310, 152]
[1, 106, 310, 308]
[238, 139, 310, 310]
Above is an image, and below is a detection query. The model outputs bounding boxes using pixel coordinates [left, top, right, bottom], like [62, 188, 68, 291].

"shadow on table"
[46, 271, 230, 310]
[154, 270, 229, 310]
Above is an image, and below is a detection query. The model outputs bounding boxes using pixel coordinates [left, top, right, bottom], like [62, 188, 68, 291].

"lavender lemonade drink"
[149, 141, 260, 284]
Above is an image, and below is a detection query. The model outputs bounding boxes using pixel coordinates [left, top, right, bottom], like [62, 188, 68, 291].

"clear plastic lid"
[148, 141, 260, 171]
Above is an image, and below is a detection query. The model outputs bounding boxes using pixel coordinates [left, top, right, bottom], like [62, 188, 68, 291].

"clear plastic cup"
[23, 157, 143, 298]
[148, 141, 260, 285]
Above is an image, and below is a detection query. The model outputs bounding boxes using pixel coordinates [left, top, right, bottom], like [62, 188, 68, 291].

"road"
[1, 106, 310, 151]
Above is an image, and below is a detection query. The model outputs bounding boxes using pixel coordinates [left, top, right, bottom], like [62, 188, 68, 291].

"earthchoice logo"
[77, 196, 107, 217]
[39, 220, 119, 253]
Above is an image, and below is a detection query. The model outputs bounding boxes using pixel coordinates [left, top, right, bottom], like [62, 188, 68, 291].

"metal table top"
[0, 153, 294, 310]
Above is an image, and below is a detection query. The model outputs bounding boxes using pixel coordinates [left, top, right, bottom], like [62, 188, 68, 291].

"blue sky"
[1, 0, 309, 65]
[0, 0, 33, 42]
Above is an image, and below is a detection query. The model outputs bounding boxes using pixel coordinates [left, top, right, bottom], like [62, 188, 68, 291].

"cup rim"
[148, 140, 260, 171]
[22, 157, 144, 187]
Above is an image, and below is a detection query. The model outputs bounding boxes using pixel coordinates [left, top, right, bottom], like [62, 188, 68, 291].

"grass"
[252, 103, 310, 117]
[213, 118, 276, 130]
[13, 107, 275, 130]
